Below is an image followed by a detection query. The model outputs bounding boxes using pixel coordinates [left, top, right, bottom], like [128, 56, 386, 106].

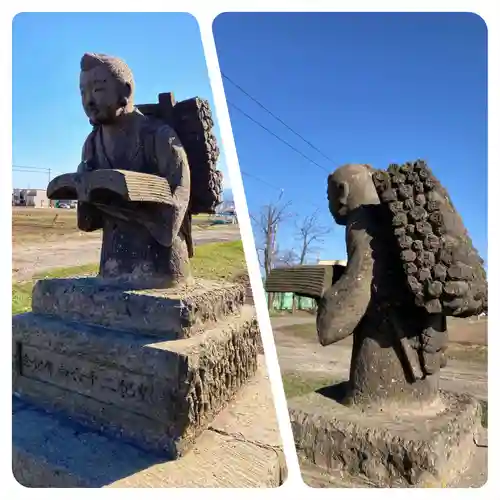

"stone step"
[32, 277, 246, 339]
[13, 359, 286, 488]
[13, 305, 259, 458]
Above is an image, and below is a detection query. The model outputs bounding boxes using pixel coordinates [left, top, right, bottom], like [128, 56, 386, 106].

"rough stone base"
[288, 385, 482, 487]
[13, 360, 286, 488]
[13, 305, 259, 458]
[32, 277, 246, 339]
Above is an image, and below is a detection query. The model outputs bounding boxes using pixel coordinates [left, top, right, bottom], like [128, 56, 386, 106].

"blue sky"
[213, 12, 488, 266]
[12, 12, 228, 190]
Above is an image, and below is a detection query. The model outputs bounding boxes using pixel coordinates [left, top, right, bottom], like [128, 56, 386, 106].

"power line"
[240, 169, 283, 192]
[12, 168, 51, 178]
[13, 168, 49, 173]
[13, 165, 50, 171]
[13, 166, 65, 176]
[222, 72, 338, 167]
[227, 100, 329, 174]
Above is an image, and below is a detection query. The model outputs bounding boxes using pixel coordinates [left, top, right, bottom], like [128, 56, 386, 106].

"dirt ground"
[12, 208, 241, 282]
[270, 312, 488, 487]
[271, 313, 488, 346]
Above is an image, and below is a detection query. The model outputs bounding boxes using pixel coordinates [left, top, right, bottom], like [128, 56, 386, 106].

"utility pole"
[48, 168, 53, 207]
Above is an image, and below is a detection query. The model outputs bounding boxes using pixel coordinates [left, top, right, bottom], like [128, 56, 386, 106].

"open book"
[47, 169, 173, 206]
[265, 264, 346, 299]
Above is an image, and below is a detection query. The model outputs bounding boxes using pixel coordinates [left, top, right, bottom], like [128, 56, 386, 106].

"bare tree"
[289, 209, 330, 313]
[252, 191, 293, 277]
[275, 248, 299, 267]
[295, 208, 330, 265]
[252, 192, 293, 308]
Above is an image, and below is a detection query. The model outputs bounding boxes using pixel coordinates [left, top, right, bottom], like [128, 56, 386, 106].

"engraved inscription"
[20, 345, 164, 417]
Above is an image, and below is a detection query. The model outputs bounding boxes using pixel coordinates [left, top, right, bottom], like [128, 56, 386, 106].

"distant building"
[12, 188, 50, 208]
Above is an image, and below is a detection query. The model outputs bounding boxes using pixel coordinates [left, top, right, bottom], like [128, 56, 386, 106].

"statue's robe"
[77, 110, 193, 284]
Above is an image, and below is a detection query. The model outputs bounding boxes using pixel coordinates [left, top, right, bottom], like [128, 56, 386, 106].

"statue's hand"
[419, 321, 448, 375]
[316, 295, 327, 321]
[315, 292, 351, 346]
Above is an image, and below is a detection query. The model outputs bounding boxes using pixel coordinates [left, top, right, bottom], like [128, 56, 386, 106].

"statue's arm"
[316, 228, 373, 346]
[155, 125, 191, 246]
[77, 135, 103, 232]
[77, 132, 95, 173]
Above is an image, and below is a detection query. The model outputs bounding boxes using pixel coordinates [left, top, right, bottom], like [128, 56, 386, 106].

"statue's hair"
[80, 53, 135, 97]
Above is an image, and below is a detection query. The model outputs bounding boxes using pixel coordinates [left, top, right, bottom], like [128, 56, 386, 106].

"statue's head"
[79, 53, 135, 126]
[327, 163, 380, 225]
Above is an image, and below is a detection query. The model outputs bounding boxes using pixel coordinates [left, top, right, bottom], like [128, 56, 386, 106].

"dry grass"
[12, 208, 86, 246]
[445, 343, 487, 365]
[278, 322, 318, 343]
[12, 207, 215, 247]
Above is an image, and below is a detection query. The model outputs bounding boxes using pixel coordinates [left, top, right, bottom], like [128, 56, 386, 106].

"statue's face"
[327, 164, 381, 226]
[327, 178, 349, 226]
[80, 65, 122, 125]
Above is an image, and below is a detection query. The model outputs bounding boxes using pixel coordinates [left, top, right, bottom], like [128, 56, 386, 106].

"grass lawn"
[281, 371, 336, 399]
[12, 240, 246, 315]
[191, 240, 246, 282]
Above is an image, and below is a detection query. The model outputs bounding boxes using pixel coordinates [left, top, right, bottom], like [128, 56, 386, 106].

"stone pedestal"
[13, 278, 261, 461]
[13, 360, 285, 488]
[288, 384, 483, 487]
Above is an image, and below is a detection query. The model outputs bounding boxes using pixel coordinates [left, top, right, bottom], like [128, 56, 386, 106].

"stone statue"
[46, 53, 223, 288]
[75, 52, 193, 287]
[266, 161, 486, 485]
[317, 161, 487, 409]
